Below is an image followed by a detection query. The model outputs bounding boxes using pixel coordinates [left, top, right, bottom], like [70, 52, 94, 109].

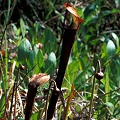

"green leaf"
[100, 10, 111, 16]
[27, 45, 44, 72]
[41, 27, 57, 53]
[34, 22, 41, 35]
[18, 38, 32, 61]
[33, 44, 39, 56]
[45, 52, 56, 76]
[31, 112, 40, 120]
[107, 40, 116, 56]
[34, 49, 44, 74]
[0, 96, 5, 117]
[20, 18, 26, 37]
[65, 60, 80, 87]
[105, 68, 110, 102]
[74, 63, 90, 87]
[28, 22, 42, 44]
[112, 33, 119, 48]
[104, 102, 114, 115]
[48, 52, 56, 64]
[84, 4, 97, 19]
[76, 105, 81, 113]
[27, 49, 35, 68]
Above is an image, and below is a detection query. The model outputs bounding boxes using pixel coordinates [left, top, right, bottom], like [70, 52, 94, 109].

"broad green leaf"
[79, 56, 85, 70]
[18, 38, 32, 61]
[34, 49, 44, 74]
[45, 52, 56, 76]
[101, 43, 108, 58]
[84, 4, 97, 19]
[27, 49, 35, 69]
[28, 22, 42, 44]
[34, 22, 41, 35]
[48, 52, 56, 65]
[20, 18, 26, 37]
[64, 60, 80, 89]
[67, 60, 79, 74]
[41, 27, 57, 53]
[107, 40, 116, 56]
[112, 33, 119, 48]
[33, 44, 39, 56]
[27, 45, 44, 73]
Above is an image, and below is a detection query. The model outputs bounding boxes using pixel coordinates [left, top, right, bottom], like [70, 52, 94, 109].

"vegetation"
[0, 0, 120, 120]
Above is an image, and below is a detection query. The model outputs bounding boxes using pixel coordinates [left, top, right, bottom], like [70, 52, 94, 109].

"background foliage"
[0, 0, 120, 119]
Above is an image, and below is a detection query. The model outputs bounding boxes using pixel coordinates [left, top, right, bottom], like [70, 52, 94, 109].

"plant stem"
[88, 76, 96, 120]
[25, 83, 38, 120]
[25, 74, 50, 120]
[88, 68, 97, 120]
[47, 28, 77, 120]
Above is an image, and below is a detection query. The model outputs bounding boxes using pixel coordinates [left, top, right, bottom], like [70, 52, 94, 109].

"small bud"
[95, 71, 104, 80]
[37, 43, 44, 49]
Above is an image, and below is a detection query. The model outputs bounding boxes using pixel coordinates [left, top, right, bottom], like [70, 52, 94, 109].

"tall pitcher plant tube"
[47, 2, 84, 120]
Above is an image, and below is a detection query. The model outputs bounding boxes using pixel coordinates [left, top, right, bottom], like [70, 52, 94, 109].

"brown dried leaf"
[30, 73, 50, 87]
[64, 2, 84, 29]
